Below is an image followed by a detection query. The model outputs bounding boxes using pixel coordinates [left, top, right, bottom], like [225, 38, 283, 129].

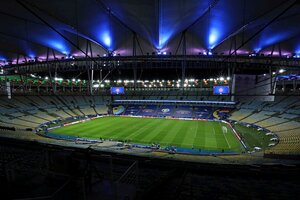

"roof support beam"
[224, 0, 297, 61]
[16, 0, 102, 67]
[183, 0, 220, 32]
[95, 0, 140, 34]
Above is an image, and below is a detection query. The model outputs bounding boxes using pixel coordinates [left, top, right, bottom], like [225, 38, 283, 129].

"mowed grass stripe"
[171, 121, 190, 147]
[78, 117, 128, 138]
[49, 116, 243, 152]
[148, 119, 176, 144]
[122, 118, 159, 141]
[67, 117, 131, 139]
[75, 117, 122, 137]
[53, 117, 119, 137]
[202, 122, 218, 150]
[112, 118, 153, 140]
[128, 119, 163, 143]
[193, 121, 206, 149]
[159, 121, 186, 146]
[137, 119, 169, 143]
[182, 121, 199, 147]
[99, 117, 141, 139]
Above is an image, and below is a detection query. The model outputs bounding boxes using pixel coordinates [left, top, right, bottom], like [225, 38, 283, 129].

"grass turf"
[233, 123, 273, 150]
[50, 116, 244, 152]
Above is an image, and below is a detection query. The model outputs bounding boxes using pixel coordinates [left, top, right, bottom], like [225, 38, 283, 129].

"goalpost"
[222, 126, 228, 134]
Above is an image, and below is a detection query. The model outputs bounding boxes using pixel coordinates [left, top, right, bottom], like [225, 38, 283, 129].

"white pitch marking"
[219, 122, 231, 148]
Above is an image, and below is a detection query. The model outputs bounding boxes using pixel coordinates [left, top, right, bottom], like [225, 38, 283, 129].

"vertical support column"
[228, 66, 231, 98]
[23, 55, 28, 93]
[133, 32, 137, 90]
[231, 67, 235, 102]
[87, 62, 91, 94]
[52, 49, 56, 60]
[229, 37, 233, 55]
[54, 64, 57, 93]
[71, 81, 73, 92]
[86, 40, 91, 95]
[91, 62, 94, 95]
[52, 49, 57, 94]
[100, 69, 103, 82]
[89, 41, 94, 95]
[133, 67, 137, 90]
[182, 31, 186, 89]
[46, 49, 54, 94]
[133, 32, 137, 57]
[269, 66, 273, 95]
[16, 55, 23, 89]
[271, 45, 275, 56]
[234, 36, 237, 56]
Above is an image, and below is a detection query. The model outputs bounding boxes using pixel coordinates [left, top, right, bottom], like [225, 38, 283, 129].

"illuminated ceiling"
[0, 0, 299, 64]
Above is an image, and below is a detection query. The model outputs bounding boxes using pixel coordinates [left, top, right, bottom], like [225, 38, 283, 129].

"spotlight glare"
[279, 69, 285, 74]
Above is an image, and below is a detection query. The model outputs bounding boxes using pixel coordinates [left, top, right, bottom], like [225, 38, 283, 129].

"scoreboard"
[110, 87, 125, 95]
[213, 86, 229, 95]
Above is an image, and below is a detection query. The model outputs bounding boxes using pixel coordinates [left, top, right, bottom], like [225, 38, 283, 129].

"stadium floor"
[49, 116, 243, 152]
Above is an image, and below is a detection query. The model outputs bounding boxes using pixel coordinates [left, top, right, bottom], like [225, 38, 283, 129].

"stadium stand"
[112, 103, 230, 120]
[228, 108, 254, 121]
[0, 95, 108, 130]
[123, 105, 141, 115]
[137, 105, 158, 116]
[278, 113, 299, 119]
[229, 96, 300, 155]
[255, 117, 289, 127]
[156, 105, 175, 117]
[0, 93, 299, 157]
[241, 111, 276, 124]
[193, 106, 214, 119]
[173, 105, 193, 118]
[266, 129, 300, 154]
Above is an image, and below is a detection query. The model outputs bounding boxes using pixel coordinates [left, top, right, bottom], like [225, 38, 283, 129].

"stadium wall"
[233, 74, 275, 102]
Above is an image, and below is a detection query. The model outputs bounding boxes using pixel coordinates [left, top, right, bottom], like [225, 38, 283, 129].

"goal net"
[222, 126, 228, 134]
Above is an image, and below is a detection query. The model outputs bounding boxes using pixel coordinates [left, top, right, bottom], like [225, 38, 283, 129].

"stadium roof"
[0, 0, 300, 64]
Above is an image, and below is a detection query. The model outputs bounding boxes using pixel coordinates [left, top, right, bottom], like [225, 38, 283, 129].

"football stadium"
[0, 0, 299, 199]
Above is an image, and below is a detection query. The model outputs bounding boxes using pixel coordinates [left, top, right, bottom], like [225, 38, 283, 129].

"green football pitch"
[50, 116, 244, 152]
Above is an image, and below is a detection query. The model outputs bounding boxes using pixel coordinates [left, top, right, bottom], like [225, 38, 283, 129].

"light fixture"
[279, 69, 285, 74]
